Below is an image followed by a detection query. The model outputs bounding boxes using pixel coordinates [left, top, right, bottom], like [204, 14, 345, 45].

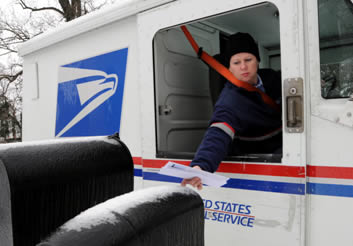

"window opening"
[318, 0, 353, 99]
[153, 2, 282, 162]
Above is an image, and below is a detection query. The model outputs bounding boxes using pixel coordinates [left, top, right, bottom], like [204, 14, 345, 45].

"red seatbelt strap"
[180, 25, 280, 112]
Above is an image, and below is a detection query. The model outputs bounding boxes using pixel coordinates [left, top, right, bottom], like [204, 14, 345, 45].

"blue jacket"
[190, 69, 282, 172]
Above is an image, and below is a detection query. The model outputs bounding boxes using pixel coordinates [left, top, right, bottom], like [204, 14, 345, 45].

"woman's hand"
[181, 166, 203, 190]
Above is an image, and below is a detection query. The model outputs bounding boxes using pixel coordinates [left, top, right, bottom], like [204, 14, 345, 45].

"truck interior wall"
[153, 26, 219, 155]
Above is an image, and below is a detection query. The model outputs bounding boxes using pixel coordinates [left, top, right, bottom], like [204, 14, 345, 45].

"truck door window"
[153, 3, 281, 162]
[318, 0, 353, 99]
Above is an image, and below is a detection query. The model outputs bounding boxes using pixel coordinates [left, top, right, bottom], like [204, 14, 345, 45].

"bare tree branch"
[0, 70, 23, 84]
[18, 0, 65, 17]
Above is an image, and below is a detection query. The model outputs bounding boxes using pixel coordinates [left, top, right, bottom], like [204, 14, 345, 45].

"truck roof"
[18, 0, 175, 57]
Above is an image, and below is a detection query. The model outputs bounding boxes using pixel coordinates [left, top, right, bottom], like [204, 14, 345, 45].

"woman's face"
[229, 52, 259, 85]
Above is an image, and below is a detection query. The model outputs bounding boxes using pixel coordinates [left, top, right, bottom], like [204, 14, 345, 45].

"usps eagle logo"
[55, 48, 128, 137]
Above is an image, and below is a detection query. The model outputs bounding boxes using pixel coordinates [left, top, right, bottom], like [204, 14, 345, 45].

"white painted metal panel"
[304, 0, 353, 245]
[21, 16, 142, 157]
[23, 63, 39, 100]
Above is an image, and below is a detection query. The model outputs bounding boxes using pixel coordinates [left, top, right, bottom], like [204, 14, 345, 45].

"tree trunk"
[59, 0, 83, 21]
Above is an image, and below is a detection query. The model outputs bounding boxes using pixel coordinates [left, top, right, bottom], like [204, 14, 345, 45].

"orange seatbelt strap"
[180, 25, 280, 112]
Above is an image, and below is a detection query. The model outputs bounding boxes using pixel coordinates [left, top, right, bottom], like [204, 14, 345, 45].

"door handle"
[284, 78, 304, 133]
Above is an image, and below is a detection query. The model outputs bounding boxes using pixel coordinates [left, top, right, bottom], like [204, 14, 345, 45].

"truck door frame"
[137, 0, 307, 244]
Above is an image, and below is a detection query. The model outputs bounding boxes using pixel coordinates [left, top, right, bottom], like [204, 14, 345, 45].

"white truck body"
[19, 0, 353, 245]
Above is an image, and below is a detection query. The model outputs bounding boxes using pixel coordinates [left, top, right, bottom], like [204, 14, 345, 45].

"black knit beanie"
[225, 32, 261, 63]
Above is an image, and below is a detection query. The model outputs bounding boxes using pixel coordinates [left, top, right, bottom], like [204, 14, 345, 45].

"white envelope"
[158, 161, 229, 187]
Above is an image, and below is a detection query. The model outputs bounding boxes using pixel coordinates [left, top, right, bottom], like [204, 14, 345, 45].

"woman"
[181, 32, 282, 190]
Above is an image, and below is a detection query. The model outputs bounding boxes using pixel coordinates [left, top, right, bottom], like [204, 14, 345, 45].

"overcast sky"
[0, 0, 55, 14]
[0, 0, 116, 13]
[0, 0, 15, 10]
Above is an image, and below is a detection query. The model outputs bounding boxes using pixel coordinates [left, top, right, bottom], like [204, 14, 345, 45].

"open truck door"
[137, 0, 307, 245]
